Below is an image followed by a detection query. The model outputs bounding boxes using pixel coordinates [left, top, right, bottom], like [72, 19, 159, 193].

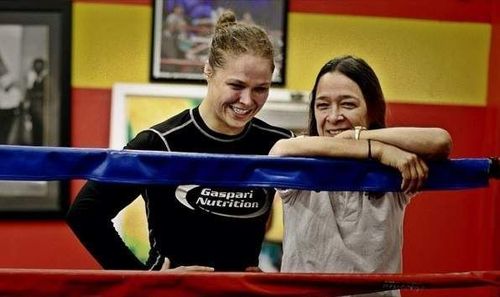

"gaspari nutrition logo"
[175, 185, 270, 218]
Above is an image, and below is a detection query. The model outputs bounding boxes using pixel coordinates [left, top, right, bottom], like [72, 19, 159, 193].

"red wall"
[0, 4, 497, 296]
[488, 0, 500, 271]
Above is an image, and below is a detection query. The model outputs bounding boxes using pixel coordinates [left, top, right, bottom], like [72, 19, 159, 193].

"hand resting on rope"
[270, 136, 429, 194]
[160, 257, 214, 272]
[370, 140, 428, 194]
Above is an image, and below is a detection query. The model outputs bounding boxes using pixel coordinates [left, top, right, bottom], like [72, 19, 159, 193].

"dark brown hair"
[308, 55, 386, 135]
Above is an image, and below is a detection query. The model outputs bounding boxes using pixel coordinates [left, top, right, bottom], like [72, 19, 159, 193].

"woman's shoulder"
[150, 109, 192, 133]
[125, 130, 166, 151]
[125, 109, 192, 151]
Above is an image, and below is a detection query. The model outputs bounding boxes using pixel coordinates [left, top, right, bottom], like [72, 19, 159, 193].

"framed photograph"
[110, 83, 205, 262]
[110, 82, 306, 264]
[0, 0, 71, 218]
[110, 83, 307, 149]
[151, 0, 288, 85]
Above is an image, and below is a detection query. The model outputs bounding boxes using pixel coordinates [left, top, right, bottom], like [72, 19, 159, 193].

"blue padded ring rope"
[0, 145, 494, 192]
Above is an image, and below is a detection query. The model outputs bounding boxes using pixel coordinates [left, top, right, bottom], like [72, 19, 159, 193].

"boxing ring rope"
[0, 269, 497, 297]
[0, 145, 497, 190]
[0, 145, 499, 296]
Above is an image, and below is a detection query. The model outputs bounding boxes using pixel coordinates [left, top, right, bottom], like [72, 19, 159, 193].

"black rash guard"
[67, 107, 293, 271]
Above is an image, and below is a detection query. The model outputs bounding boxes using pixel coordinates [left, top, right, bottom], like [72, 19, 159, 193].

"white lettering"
[199, 188, 254, 200]
[196, 197, 259, 209]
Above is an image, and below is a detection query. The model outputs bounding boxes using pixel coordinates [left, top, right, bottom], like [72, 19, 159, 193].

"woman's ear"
[203, 63, 213, 79]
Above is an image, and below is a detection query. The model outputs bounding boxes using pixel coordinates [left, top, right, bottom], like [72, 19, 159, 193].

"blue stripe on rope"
[0, 145, 491, 191]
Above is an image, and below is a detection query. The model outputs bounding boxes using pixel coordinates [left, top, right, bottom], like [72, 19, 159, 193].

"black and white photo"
[0, 0, 71, 218]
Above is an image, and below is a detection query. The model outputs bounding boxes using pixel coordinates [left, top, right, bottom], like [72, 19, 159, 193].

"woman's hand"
[375, 142, 429, 193]
[334, 129, 355, 139]
[160, 257, 215, 272]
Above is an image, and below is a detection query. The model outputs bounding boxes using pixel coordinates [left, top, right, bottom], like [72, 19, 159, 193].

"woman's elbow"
[269, 139, 288, 156]
[432, 128, 453, 158]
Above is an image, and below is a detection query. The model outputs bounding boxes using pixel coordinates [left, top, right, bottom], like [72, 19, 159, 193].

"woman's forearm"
[359, 127, 452, 159]
[269, 137, 371, 158]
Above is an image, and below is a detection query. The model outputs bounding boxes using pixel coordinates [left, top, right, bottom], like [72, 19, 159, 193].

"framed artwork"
[0, 0, 71, 218]
[110, 83, 205, 262]
[150, 0, 288, 85]
[110, 83, 307, 149]
[110, 83, 307, 264]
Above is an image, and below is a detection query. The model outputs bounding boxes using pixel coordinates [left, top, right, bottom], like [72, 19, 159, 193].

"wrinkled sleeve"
[277, 188, 302, 204]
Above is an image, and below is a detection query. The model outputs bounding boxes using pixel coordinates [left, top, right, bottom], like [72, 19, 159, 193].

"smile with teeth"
[231, 105, 252, 115]
[326, 129, 348, 136]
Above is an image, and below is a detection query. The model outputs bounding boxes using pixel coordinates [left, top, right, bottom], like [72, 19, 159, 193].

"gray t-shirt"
[279, 190, 412, 297]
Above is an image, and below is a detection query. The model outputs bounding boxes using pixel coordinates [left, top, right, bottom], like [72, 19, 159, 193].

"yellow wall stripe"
[287, 13, 490, 106]
[73, 3, 490, 106]
[72, 3, 151, 88]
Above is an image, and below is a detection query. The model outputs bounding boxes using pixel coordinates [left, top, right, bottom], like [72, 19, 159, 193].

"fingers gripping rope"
[0, 145, 496, 191]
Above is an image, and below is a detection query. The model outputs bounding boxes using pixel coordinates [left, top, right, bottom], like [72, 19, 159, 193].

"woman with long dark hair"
[270, 55, 452, 296]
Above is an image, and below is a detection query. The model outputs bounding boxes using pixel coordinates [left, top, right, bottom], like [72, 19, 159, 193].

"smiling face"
[200, 53, 273, 135]
[314, 71, 368, 137]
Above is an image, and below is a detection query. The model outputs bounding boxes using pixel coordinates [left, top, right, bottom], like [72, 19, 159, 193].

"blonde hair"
[208, 10, 274, 72]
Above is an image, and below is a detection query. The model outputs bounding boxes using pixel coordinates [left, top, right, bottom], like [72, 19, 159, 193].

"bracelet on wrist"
[367, 139, 372, 159]
[354, 126, 366, 140]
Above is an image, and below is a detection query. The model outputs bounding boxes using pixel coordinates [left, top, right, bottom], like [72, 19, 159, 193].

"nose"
[239, 89, 253, 105]
[326, 107, 344, 123]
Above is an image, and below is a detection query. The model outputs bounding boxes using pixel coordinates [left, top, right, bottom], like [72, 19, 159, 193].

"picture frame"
[0, 0, 71, 218]
[110, 83, 307, 149]
[150, 0, 288, 85]
[109, 82, 307, 264]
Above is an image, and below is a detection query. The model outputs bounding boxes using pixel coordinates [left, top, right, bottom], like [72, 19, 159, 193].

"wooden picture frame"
[0, 0, 71, 218]
[109, 82, 307, 263]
